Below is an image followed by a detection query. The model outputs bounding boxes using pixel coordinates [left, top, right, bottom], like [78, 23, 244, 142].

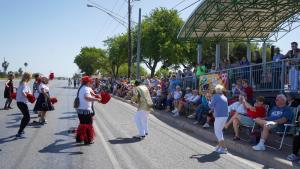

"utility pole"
[127, 0, 132, 80]
[136, 8, 142, 80]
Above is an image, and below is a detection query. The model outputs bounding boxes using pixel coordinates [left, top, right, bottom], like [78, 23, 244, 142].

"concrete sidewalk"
[113, 96, 300, 169]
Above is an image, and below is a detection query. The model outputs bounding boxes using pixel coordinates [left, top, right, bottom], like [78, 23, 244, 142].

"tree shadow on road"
[190, 152, 221, 163]
[108, 137, 141, 144]
[39, 139, 84, 155]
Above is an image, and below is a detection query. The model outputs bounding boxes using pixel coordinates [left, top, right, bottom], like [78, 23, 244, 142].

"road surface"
[0, 80, 263, 169]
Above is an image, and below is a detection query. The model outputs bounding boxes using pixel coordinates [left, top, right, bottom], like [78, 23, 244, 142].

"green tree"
[155, 67, 170, 78]
[74, 47, 109, 76]
[140, 8, 184, 77]
[104, 34, 128, 79]
[118, 64, 148, 78]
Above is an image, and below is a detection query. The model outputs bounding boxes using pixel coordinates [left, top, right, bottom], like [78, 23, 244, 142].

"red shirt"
[247, 106, 266, 119]
[243, 86, 253, 101]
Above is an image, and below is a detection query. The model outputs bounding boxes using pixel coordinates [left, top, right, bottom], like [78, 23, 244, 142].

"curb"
[112, 96, 299, 169]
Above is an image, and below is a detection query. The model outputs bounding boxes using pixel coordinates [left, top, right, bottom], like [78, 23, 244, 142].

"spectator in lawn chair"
[151, 85, 161, 107]
[156, 90, 168, 110]
[224, 94, 247, 130]
[252, 94, 293, 151]
[174, 89, 200, 117]
[191, 91, 211, 125]
[230, 96, 266, 141]
[172, 87, 192, 116]
[164, 92, 173, 113]
[171, 86, 183, 116]
[287, 113, 300, 162]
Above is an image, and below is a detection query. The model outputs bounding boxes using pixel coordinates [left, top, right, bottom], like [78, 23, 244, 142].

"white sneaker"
[216, 147, 228, 154]
[252, 144, 266, 151]
[173, 112, 179, 117]
[172, 108, 177, 113]
[214, 146, 220, 152]
[188, 115, 195, 119]
[287, 154, 299, 161]
[203, 123, 210, 128]
[193, 121, 199, 125]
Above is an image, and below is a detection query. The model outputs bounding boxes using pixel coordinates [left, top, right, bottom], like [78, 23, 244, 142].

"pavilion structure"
[178, 0, 300, 69]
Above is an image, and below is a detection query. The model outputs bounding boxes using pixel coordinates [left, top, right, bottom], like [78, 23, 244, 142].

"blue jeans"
[196, 105, 209, 122]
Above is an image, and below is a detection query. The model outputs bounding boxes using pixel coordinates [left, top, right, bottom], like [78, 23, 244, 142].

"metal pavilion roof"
[178, 0, 300, 42]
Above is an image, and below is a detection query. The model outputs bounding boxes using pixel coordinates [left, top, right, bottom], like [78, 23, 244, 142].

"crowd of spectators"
[104, 41, 300, 159]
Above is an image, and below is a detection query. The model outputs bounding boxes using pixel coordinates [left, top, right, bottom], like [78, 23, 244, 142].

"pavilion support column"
[247, 42, 251, 62]
[227, 41, 230, 60]
[262, 42, 267, 63]
[215, 43, 221, 70]
[197, 43, 203, 64]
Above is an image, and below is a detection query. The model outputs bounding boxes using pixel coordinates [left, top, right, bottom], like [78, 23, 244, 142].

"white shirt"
[157, 89, 162, 97]
[39, 83, 49, 93]
[184, 93, 193, 100]
[187, 95, 200, 103]
[173, 91, 182, 100]
[16, 82, 31, 103]
[78, 85, 93, 111]
[228, 101, 246, 114]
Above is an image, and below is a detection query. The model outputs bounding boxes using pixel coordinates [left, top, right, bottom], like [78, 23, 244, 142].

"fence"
[179, 58, 300, 93]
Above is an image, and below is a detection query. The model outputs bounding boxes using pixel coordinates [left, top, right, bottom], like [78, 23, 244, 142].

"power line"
[105, 0, 125, 31]
[172, 0, 187, 9]
[88, 0, 127, 20]
[178, 0, 201, 13]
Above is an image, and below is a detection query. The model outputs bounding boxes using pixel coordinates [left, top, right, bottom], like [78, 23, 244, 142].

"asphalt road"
[0, 80, 264, 169]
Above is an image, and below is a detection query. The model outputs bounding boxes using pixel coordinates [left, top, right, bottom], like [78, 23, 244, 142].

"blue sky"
[0, 0, 299, 77]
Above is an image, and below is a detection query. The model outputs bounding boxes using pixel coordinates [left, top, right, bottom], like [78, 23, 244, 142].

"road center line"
[94, 122, 122, 169]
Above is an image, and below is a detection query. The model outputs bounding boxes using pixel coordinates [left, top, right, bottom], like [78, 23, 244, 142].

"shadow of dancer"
[39, 139, 83, 155]
[190, 152, 221, 163]
[108, 137, 142, 144]
[0, 135, 18, 145]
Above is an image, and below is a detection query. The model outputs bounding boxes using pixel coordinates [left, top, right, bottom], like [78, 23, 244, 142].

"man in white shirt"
[224, 95, 246, 129]
[171, 86, 182, 115]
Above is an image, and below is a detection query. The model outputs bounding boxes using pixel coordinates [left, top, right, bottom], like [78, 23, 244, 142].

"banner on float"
[199, 73, 228, 91]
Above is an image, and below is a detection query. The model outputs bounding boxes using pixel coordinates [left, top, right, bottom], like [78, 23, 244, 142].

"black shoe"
[145, 133, 148, 136]
[76, 138, 83, 143]
[133, 135, 145, 140]
[84, 141, 94, 145]
[233, 136, 240, 141]
[16, 132, 24, 138]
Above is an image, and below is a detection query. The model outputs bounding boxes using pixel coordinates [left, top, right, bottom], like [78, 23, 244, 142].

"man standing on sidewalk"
[131, 80, 153, 140]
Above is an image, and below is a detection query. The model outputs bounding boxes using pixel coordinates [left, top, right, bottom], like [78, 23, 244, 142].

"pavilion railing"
[179, 58, 300, 93]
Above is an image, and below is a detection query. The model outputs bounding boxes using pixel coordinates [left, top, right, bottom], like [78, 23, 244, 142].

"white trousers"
[214, 117, 228, 142]
[134, 110, 149, 136]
